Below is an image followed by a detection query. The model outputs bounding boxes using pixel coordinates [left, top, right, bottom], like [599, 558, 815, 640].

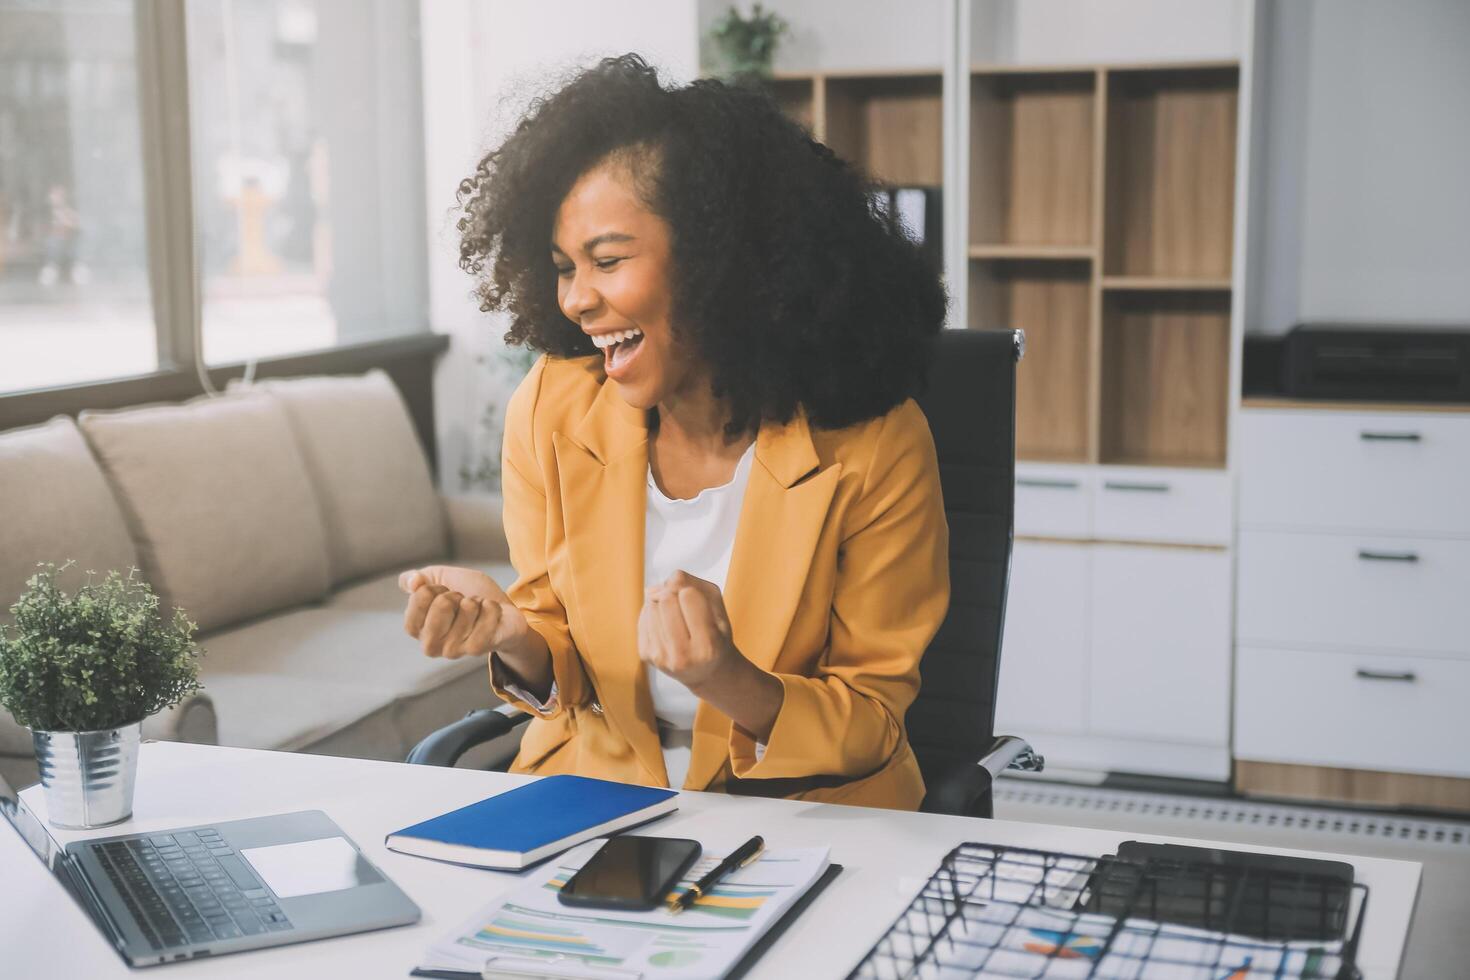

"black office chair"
[408, 328, 1042, 818]
[907, 328, 1042, 818]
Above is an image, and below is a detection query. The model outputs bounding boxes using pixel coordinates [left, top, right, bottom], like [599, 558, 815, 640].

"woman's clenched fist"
[399, 565, 528, 660]
[637, 570, 744, 693]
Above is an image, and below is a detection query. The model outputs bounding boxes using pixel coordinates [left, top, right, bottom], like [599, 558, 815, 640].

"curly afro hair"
[455, 53, 947, 437]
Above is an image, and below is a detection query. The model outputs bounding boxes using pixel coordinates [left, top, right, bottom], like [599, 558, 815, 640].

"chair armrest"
[920, 735, 1044, 818]
[406, 703, 531, 768]
[978, 734, 1045, 780]
[141, 693, 219, 745]
[442, 492, 509, 562]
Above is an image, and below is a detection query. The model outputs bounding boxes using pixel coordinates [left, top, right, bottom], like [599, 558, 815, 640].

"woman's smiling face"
[552, 158, 694, 411]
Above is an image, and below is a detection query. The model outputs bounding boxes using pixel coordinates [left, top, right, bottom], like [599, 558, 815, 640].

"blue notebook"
[384, 775, 679, 870]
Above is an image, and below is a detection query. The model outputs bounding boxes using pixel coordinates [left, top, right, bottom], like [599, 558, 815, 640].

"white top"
[497, 441, 759, 788]
[644, 441, 756, 788]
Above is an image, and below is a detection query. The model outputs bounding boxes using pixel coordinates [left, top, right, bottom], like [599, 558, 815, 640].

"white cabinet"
[1089, 546, 1232, 744]
[1093, 467, 1232, 547]
[1238, 410, 1470, 535]
[996, 541, 1089, 736]
[1236, 646, 1470, 779]
[997, 531, 1233, 779]
[1238, 530, 1470, 655]
[1015, 463, 1234, 546]
[1014, 464, 1092, 539]
[1234, 406, 1470, 783]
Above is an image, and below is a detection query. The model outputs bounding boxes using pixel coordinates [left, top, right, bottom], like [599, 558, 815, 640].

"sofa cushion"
[199, 607, 489, 752]
[78, 392, 331, 633]
[0, 416, 140, 623]
[235, 371, 448, 586]
[302, 667, 503, 764]
[0, 415, 202, 757]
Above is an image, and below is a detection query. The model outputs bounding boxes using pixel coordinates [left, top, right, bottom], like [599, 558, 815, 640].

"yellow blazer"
[490, 354, 950, 810]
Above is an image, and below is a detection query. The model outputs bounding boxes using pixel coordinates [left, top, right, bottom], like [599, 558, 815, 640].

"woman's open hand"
[399, 565, 528, 660]
[637, 570, 744, 693]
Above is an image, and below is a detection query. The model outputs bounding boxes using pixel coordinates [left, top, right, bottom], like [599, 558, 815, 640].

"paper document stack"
[414, 840, 832, 980]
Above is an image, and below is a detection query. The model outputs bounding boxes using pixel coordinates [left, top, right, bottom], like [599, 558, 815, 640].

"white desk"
[5, 743, 1421, 979]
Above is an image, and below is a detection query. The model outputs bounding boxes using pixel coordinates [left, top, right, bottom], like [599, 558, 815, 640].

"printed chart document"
[416, 840, 831, 979]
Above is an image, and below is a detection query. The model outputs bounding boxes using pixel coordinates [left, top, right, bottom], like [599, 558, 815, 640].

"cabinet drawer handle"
[1017, 478, 1081, 490]
[1355, 669, 1417, 683]
[1357, 550, 1420, 563]
[1360, 431, 1422, 442]
[1103, 481, 1170, 493]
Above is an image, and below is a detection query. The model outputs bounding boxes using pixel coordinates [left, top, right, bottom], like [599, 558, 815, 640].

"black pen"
[668, 835, 765, 914]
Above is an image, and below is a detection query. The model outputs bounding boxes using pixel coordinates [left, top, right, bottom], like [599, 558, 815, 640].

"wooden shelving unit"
[745, 9, 1261, 786]
[1099, 288, 1231, 467]
[1102, 66, 1239, 281]
[764, 70, 943, 188]
[970, 70, 1097, 249]
[767, 77, 817, 134]
[967, 62, 1240, 468]
[1101, 276, 1232, 291]
[763, 62, 1239, 470]
[971, 244, 1095, 260]
[970, 258, 1092, 461]
[826, 73, 944, 186]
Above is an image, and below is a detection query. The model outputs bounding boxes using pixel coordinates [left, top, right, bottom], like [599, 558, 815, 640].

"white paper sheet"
[418, 840, 831, 980]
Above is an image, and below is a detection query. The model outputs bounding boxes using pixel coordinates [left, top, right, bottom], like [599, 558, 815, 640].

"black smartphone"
[557, 835, 702, 911]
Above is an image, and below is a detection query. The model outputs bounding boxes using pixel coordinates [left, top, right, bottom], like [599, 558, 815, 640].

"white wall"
[419, 0, 698, 490]
[696, 1, 1248, 75]
[697, 0, 948, 73]
[1249, 0, 1470, 333]
[970, 0, 1247, 66]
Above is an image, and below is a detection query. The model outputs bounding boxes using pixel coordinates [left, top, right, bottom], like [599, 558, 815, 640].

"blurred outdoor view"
[187, 0, 337, 366]
[0, 0, 155, 390]
[0, 0, 425, 393]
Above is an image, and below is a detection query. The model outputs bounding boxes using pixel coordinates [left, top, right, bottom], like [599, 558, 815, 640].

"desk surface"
[6, 743, 1421, 980]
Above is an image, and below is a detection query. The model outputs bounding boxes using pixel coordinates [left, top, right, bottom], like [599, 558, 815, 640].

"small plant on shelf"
[708, 3, 790, 82]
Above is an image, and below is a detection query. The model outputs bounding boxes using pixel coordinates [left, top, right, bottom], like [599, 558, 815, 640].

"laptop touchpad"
[241, 836, 382, 899]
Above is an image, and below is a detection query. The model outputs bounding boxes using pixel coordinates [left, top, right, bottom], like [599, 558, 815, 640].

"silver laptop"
[1, 771, 420, 967]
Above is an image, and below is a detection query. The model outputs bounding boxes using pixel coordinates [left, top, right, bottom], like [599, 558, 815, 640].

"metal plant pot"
[33, 723, 141, 829]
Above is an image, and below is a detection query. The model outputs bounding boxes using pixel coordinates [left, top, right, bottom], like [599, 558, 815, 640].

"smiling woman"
[550, 161, 677, 403]
[399, 54, 950, 810]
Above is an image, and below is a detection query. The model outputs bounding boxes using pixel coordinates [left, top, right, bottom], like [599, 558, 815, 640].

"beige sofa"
[0, 370, 513, 788]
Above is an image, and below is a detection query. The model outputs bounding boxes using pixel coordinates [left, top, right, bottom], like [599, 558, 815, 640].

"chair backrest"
[907, 328, 1019, 797]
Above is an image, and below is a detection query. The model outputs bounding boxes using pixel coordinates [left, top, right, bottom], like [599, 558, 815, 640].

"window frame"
[0, 331, 448, 460]
[0, 0, 436, 417]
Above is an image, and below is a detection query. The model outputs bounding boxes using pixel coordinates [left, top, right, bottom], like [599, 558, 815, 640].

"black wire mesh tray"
[847, 842, 1367, 979]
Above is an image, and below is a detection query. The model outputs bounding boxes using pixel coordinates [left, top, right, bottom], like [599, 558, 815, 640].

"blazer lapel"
[684, 409, 842, 790]
[554, 381, 667, 786]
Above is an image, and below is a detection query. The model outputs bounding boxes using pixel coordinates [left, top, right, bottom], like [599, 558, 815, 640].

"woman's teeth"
[591, 328, 642, 349]
[608, 333, 642, 371]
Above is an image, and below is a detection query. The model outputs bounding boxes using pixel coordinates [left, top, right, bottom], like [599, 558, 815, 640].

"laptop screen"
[0, 771, 108, 929]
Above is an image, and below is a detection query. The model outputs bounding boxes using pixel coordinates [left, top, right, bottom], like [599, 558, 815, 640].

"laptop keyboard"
[91, 829, 293, 950]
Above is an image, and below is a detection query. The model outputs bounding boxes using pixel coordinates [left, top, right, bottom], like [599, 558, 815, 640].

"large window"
[0, 0, 428, 396]
[0, 0, 156, 391]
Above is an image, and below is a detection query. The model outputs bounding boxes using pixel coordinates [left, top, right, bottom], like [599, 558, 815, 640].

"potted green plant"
[0, 564, 201, 828]
[708, 3, 790, 82]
